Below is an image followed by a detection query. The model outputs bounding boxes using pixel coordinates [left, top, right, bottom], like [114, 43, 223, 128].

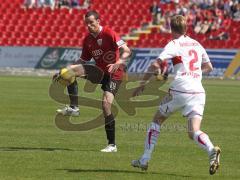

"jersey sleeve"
[158, 41, 177, 61]
[201, 46, 210, 64]
[80, 37, 92, 62]
[110, 29, 125, 48]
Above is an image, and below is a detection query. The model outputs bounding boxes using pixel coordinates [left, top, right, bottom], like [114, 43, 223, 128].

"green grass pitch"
[0, 76, 239, 180]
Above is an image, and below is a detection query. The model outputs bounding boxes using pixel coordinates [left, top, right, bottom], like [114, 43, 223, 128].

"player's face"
[85, 15, 100, 34]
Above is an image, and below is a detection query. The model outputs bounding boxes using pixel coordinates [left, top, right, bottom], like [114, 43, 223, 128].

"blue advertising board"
[127, 48, 238, 77]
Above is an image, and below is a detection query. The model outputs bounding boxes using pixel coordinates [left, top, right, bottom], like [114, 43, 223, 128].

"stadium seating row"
[0, 0, 239, 48]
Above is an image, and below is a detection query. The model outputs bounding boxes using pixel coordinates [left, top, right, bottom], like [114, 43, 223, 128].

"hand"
[107, 63, 121, 73]
[132, 85, 145, 97]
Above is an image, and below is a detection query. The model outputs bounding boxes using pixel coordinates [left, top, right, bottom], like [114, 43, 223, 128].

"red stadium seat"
[57, 32, 66, 39]
[25, 38, 35, 46]
[235, 41, 240, 48]
[43, 38, 53, 46]
[61, 38, 70, 47]
[16, 38, 26, 46]
[0, 37, 9, 45]
[9, 38, 17, 46]
[49, 32, 57, 39]
[12, 31, 21, 38]
[25, 26, 34, 32]
[36, 38, 44, 46]
[53, 38, 61, 47]
[71, 38, 81, 46]
[0, 0, 237, 48]
[39, 32, 48, 39]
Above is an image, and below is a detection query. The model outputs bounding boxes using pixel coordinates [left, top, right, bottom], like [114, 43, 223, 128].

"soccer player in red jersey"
[55, 10, 131, 152]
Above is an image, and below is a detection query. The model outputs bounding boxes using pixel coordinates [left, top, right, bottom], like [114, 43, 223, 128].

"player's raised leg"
[56, 80, 80, 116]
[131, 110, 167, 170]
[56, 64, 85, 116]
[187, 114, 221, 175]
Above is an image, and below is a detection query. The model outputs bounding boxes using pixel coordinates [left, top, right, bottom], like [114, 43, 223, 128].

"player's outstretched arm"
[132, 58, 162, 97]
[142, 58, 163, 82]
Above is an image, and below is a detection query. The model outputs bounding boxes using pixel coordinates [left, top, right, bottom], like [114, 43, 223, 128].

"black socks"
[67, 80, 78, 109]
[105, 114, 115, 145]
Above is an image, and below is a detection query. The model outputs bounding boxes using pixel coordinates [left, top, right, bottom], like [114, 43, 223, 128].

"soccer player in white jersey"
[131, 15, 221, 175]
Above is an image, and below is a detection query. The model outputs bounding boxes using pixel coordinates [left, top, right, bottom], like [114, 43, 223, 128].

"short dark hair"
[85, 10, 100, 20]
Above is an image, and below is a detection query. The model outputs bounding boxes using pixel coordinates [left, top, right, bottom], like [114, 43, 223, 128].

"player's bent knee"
[68, 64, 85, 77]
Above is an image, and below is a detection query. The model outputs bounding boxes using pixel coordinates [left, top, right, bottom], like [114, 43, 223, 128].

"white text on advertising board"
[60, 49, 82, 62]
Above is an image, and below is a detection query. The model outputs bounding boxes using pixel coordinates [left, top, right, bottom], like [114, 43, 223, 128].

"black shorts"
[100, 74, 122, 96]
[83, 64, 121, 96]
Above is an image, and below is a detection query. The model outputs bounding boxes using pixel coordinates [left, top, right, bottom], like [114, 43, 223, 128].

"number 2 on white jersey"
[189, 49, 199, 71]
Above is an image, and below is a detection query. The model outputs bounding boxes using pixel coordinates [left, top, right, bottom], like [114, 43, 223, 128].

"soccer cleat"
[209, 146, 221, 175]
[56, 106, 79, 116]
[100, 144, 117, 152]
[131, 159, 148, 171]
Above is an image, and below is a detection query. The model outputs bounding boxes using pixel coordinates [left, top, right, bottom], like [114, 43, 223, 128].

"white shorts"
[159, 90, 205, 118]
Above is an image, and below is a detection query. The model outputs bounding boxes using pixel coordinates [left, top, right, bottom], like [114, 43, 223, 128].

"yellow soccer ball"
[58, 68, 75, 86]
[156, 74, 164, 81]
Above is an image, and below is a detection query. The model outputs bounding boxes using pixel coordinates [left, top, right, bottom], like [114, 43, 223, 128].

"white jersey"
[158, 35, 210, 93]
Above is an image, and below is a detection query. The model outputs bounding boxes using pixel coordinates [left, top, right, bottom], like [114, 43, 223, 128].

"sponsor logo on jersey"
[103, 51, 116, 63]
[92, 49, 103, 57]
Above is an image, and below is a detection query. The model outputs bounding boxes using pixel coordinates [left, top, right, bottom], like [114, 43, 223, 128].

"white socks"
[140, 124, 214, 163]
[141, 122, 160, 161]
[193, 130, 214, 155]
